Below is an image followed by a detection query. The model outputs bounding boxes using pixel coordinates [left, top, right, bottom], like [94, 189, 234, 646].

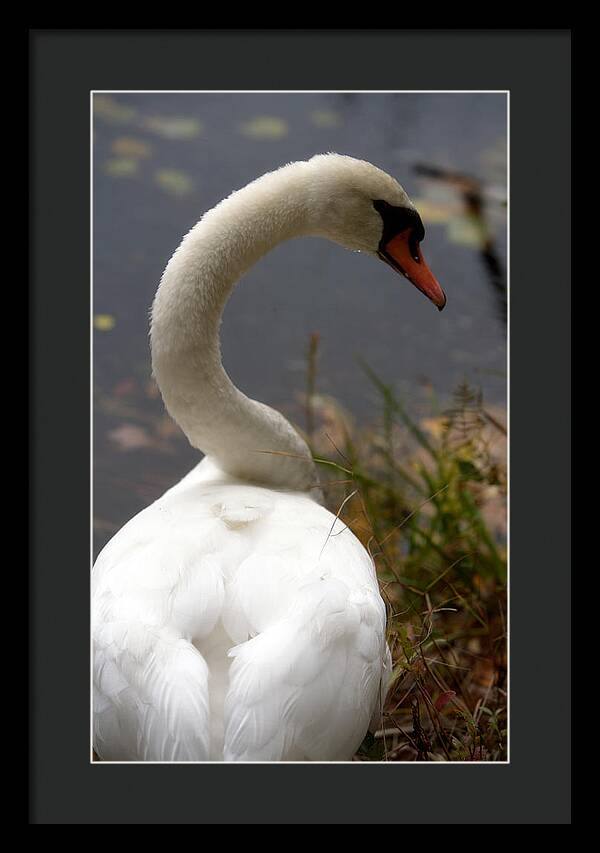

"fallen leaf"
[434, 691, 456, 712]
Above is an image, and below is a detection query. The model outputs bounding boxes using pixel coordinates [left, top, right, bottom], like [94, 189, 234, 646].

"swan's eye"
[408, 233, 421, 264]
[373, 199, 425, 257]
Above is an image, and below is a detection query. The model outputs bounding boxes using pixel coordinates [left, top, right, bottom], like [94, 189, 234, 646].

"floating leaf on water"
[111, 137, 153, 159]
[239, 116, 289, 139]
[104, 157, 138, 178]
[310, 109, 342, 128]
[154, 169, 194, 197]
[143, 116, 202, 139]
[94, 314, 116, 331]
[93, 95, 137, 124]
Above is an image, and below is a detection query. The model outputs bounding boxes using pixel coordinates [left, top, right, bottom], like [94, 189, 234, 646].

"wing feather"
[94, 623, 211, 761]
[93, 474, 389, 762]
[224, 576, 386, 761]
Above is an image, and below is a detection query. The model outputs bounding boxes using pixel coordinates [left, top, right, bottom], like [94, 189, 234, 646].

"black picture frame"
[29, 29, 571, 824]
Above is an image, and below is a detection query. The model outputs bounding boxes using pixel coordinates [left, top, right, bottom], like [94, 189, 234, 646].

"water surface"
[93, 92, 507, 558]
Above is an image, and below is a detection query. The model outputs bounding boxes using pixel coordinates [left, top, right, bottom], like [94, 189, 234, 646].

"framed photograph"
[30, 29, 571, 824]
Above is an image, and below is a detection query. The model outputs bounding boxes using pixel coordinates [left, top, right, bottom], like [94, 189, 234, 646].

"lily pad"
[239, 116, 289, 139]
[143, 116, 202, 140]
[93, 95, 137, 124]
[310, 109, 342, 128]
[104, 157, 138, 178]
[94, 314, 116, 331]
[111, 137, 153, 159]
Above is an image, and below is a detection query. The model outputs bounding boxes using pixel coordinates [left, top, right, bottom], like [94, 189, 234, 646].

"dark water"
[93, 92, 507, 558]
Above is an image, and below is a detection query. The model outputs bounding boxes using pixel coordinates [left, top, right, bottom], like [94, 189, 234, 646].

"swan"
[92, 153, 446, 762]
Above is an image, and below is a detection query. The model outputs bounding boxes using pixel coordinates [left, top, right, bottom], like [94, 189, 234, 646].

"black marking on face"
[373, 199, 425, 261]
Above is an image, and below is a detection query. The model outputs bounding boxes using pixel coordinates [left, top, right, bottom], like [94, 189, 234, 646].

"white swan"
[92, 153, 446, 762]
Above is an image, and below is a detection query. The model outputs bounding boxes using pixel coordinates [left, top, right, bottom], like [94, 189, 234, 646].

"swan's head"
[306, 153, 446, 310]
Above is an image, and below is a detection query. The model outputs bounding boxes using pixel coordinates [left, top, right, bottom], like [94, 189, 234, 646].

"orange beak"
[378, 231, 447, 311]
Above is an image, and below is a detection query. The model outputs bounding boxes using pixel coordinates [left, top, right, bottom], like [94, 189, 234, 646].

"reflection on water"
[93, 92, 507, 558]
[414, 162, 507, 324]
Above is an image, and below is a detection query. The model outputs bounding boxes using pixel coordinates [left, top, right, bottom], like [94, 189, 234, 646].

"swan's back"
[93, 461, 389, 761]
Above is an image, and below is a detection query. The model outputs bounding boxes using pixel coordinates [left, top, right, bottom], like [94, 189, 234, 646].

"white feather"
[93, 462, 388, 760]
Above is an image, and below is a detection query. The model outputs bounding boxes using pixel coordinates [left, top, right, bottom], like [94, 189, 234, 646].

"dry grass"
[301, 344, 507, 762]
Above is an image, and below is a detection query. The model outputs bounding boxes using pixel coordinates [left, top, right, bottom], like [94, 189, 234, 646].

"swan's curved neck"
[151, 163, 318, 491]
